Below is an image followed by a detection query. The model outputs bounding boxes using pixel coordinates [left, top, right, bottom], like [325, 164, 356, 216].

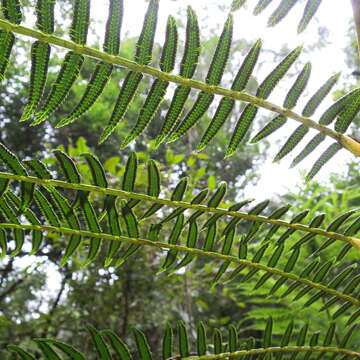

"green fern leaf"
[284, 62, 312, 109]
[291, 213, 325, 249]
[290, 133, 325, 168]
[32, 51, 84, 125]
[268, 248, 300, 296]
[86, 324, 111, 360]
[35, 0, 55, 34]
[0, 197, 24, 257]
[197, 322, 207, 356]
[0, 0, 21, 80]
[7, 345, 35, 360]
[53, 149, 81, 184]
[251, 115, 287, 143]
[56, 61, 114, 127]
[0, 32, 15, 81]
[2, 0, 22, 24]
[213, 328, 223, 354]
[57, 1, 123, 126]
[197, 39, 262, 151]
[100, 329, 132, 360]
[254, 0, 273, 15]
[167, 14, 233, 144]
[274, 73, 339, 162]
[231, 0, 247, 11]
[33, 190, 60, 227]
[31, 0, 91, 124]
[297, 0, 323, 33]
[274, 124, 308, 162]
[103, 196, 122, 267]
[335, 92, 360, 133]
[268, 0, 298, 27]
[20, 41, 51, 122]
[103, 0, 123, 56]
[34, 341, 63, 359]
[227, 47, 301, 157]
[140, 177, 188, 220]
[252, 62, 311, 143]
[115, 199, 139, 267]
[225, 104, 258, 157]
[70, 0, 91, 45]
[0, 228, 7, 258]
[121, 16, 178, 148]
[0, 143, 34, 212]
[5, 191, 43, 255]
[171, 220, 198, 272]
[178, 321, 190, 358]
[20, 0, 55, 121]
[306, 143, 342, 181]
[162, 324, 173, 360]
[158, 214, 185, 273]
[46, 187, 82, 266]
[211, 228, 236, 285]
[257, 45, 303, 100]
[79, 193, 103, 267]
[23, 159, 52, 179]
[155, 6, 200, 146]
[35, 339, 85, 360]
[133, 327, 152, 360]
[302, 72, 340, 117]
[319, 87, 360, 125]
[99, 0, 159, 143]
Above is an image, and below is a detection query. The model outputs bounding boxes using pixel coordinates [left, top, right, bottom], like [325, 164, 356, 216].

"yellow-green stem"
[0, 20, 358, 155]
[0, 222, 359, 307]
[0, 171, 359, 250]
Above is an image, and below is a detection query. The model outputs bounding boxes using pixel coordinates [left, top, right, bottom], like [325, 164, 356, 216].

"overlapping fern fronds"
[7, 319, 360, 359]
[0, 143, 359, 323]
[0, 0, 360, 180]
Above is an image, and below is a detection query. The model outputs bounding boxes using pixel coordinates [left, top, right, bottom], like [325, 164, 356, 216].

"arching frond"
[0, 143, 359, 317]
[0, 2, 359, 179]
[6, 319, 360, 359]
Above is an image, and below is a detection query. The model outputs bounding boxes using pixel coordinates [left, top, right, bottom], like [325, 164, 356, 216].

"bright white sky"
[16, 1, 358, 306]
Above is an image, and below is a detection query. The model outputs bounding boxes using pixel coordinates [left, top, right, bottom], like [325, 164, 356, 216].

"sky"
[14, 0, 358, 307]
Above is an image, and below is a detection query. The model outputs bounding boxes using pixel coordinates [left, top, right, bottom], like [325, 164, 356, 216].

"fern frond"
[197, 39, 262, 152]
[0, 0, 21, 80]
[99, 0, 159, 143]
[166, 14, 233, 144]
[268, 0, 298, 28]
[1, 3, 360, 165]
[155, 6, 201, 146]
[0, 143, 359, 314]
[226, 46, 302, 157]
[305, 142, 342, 182]
[121, 15, 178, 148]
[298, 0, 323, 33]
[6, 320, 360, 359]
[31, 0, 90, 124]
[57, 0, 123, 127]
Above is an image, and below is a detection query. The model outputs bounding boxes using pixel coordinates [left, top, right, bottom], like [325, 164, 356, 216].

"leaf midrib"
[0, 222, 359, 307]
[0, 171, 359, 249]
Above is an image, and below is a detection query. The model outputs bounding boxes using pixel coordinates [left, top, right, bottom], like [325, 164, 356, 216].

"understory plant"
[0, 0, 359, 358]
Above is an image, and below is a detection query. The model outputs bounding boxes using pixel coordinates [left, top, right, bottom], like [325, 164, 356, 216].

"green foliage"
[0, 1, 359, 359]
[6, 320, 360, 359]
[1, 0, 360, 178]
